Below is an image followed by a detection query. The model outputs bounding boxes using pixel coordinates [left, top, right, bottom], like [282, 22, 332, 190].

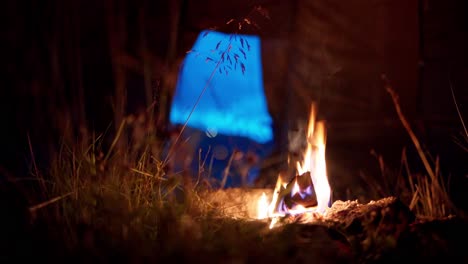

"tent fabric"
[169, 30, 273, 144]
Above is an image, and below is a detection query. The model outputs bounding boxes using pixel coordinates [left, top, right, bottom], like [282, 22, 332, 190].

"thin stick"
[195, 146, 211, 188]
[383, 76, 436, 182]
[27, 133, 47, 195]
[448, 76, 468, 138]
[220, 150, 236, 189]
[29, 191, 75, 213]
[27, 133, 39, 178]
[130, 168, 167, 180]
[452, 135, 468, 152]
[104, 119, 126, 163]
[409, 185, 419, 211]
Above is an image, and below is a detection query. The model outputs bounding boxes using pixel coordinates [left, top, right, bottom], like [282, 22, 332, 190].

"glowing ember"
[256, 103, 332, 228]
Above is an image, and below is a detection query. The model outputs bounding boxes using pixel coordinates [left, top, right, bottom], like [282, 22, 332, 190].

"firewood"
[283, 172, 318, 209]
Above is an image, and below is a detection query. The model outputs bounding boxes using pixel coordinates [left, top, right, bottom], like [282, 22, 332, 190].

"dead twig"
[29, 191, 75, 213]
[383, 75, 436, 182]
[103, 118, 127, 163]
[220, 150, 236, 189]
[449, 75, 468, 138]
[130, 168, 167, 181]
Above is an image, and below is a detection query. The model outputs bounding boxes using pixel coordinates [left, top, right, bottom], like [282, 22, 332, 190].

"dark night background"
[1, 0, 467, 210]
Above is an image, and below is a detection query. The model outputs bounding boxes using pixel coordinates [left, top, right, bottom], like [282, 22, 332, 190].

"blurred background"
[1, 0, 467, 210]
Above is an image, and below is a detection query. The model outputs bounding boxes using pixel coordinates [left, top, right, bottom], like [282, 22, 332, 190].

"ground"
[1, 185, 467, 263]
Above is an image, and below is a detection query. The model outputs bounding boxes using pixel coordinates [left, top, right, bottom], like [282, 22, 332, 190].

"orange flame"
[256, 103, 331, 228]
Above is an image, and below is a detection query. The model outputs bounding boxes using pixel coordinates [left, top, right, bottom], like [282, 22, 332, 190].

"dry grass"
[31, 132, 252, 231]
[20, 122, 357, 262]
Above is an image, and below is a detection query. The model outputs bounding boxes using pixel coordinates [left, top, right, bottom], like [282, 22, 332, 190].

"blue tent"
[169, 30, 273, 144]
[168, 30, 274, 187]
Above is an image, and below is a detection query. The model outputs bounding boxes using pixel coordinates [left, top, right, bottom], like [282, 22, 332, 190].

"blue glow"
[169, 30, 273, 143]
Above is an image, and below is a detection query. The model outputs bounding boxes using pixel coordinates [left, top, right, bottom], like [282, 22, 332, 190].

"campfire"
[257, 103, 331, 228]
[200, 100, 453, 263]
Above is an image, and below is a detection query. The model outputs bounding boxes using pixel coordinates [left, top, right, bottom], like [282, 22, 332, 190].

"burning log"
[275, 172, 317, 212]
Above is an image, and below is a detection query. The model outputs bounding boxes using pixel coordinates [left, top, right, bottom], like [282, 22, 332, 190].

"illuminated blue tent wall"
[169, 30, 274, 186]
